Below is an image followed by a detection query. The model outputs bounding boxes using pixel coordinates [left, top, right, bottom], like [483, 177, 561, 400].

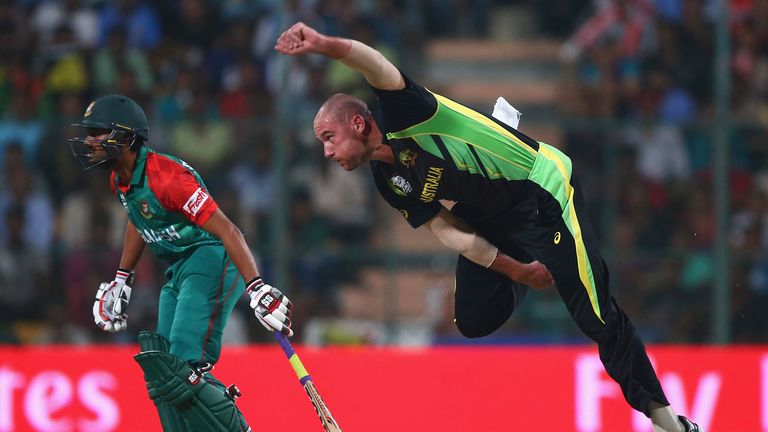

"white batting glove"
[93, 269, 133, 333]
[247, 277, 293, 337]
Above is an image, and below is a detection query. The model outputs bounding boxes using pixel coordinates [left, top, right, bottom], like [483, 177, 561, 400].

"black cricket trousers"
[452, 176, 669, 416]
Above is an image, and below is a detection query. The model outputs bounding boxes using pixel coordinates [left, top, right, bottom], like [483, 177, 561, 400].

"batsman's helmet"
[69, 94, 149, 169]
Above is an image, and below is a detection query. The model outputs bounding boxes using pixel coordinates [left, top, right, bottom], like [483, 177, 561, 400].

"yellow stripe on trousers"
[537, 145, 604, 324]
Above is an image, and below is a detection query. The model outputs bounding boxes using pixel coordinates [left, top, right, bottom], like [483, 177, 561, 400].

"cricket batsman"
[70, 94, 293, 431]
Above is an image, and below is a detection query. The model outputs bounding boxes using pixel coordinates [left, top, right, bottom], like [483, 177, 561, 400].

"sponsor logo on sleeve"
[183, 188, 209, 216]
[387, 176, 413, 196]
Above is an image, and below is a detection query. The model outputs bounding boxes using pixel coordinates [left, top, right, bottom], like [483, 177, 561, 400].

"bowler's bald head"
[314, 93, 372, 126]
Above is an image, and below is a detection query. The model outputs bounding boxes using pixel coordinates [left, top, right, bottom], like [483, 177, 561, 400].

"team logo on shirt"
[398, 149, 418, 168]
[183, 187, 209, 216]
[139, 200, 153, 219]
[387, 175, 412, 196]
[400, 209, 409, 219]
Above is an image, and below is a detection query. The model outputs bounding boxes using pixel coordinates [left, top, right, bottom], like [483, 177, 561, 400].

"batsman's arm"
[201, 208, 260, 281]
[120, 220, 146, 271]
[275, 22, 404, 90]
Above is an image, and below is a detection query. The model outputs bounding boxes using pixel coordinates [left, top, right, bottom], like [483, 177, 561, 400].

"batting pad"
[137, 332, 191, 432]
[138, 331, 171, 353]
[134, 351, 242, 432]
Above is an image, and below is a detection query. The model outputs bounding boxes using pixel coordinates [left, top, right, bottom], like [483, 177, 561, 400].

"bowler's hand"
[515, 260, 554, 290]
[275, 22, 324, 56]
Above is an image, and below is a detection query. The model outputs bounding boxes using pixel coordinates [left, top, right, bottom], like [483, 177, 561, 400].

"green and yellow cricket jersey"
[371, 72, 574, 230]
[111, 146, 221, 262]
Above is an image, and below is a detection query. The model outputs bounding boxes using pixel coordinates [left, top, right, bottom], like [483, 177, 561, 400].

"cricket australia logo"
[398, 149, 418, 168]
[387, 175, 412, 197]
[139, 200, 153, 219]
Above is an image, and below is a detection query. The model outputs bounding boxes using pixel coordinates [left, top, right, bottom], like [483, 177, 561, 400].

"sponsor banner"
[0, 345, 763, 431]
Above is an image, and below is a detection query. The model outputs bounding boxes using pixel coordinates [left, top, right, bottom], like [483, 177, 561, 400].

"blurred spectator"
[226, 140, 276, 248]
[31, 0, 99, 49]
[59, 177, 124, 252]
[0, 204, 51, 323]
[560, 0, 656, 62]
[0, 1, 27, 59]
[219, 60, 274, 119]
[0, 88, 44, 163]
[421, 0, 492, 38]
[730, 188, 768, 252]
[170, 90, 234, 177]
[535, 0, 592, 38]
[220, 0, 272, 21]
[154, 65, 198, 125]
[308, 160, 375, 246]
[0, 165, 54, 254]
[673, 0, 714, 101]
[92, 25, 155, 95]
[41, 25, 90, 95]
[288, 187, 331, 293]
[253, 0, 321, 93]
[35, 92, 87, 205]
[620, 97, 691, 183]
[98, 0, 161, 50]
[162, 0, 222, 51]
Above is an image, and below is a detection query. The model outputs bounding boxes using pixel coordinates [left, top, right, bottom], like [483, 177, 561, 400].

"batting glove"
[247, 277, 293, 337]
[93, 268, 133, 333]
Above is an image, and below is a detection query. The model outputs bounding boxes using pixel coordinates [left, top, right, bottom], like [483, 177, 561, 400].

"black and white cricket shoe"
[678, 415, 700, 432]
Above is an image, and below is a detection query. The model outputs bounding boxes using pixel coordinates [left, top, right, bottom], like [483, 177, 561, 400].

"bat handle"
[273, 331, 296, 358]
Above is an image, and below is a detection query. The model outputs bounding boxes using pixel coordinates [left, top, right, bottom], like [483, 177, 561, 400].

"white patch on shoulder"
[183, 187, 209, 216]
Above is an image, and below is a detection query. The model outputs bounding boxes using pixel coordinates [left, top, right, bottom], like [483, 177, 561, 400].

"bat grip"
[274, 331, 296, 359]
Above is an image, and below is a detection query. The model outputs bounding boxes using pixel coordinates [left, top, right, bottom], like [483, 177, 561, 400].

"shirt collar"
[372, 109, 390, 145]
[117, 146, 149, 190]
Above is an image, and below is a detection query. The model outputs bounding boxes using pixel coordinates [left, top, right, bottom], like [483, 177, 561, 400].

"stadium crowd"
[0, 0, 766, 346]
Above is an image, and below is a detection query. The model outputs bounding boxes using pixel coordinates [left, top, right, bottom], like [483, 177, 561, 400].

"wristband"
[246, 277, 264, 292]
[116, 268, 135, 285]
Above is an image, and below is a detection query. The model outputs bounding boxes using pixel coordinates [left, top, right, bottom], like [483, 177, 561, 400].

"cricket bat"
[274, 332, 342, 432]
